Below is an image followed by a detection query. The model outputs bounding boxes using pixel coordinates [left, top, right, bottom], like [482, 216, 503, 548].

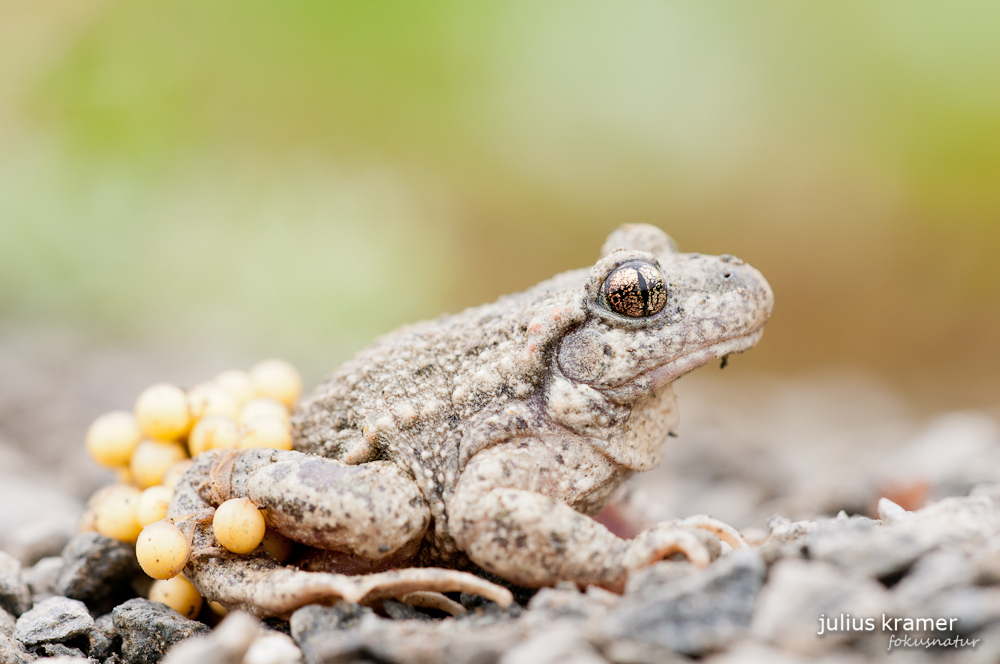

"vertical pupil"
[604, 262, 666, 317]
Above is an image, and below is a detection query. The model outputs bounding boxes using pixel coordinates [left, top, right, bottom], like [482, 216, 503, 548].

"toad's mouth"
[599, 327, 766, 402]
[644, 327, 766, 389]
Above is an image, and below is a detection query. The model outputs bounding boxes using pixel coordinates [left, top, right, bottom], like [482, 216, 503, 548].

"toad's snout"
[714, 256, 774, 334]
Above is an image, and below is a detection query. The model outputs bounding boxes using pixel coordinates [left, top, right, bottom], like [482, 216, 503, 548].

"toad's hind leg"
[235, 449, 431, 560]
[185, 449, 431, 562]
[170, 452, 511, 618]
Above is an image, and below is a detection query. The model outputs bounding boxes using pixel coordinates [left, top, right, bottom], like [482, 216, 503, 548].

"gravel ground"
[1, 327, 998, 664]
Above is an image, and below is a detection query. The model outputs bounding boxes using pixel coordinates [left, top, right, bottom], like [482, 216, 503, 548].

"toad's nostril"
[723, 272, 731, 279]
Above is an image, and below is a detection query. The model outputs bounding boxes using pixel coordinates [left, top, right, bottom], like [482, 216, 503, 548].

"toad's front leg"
[449, 437, 741, 592]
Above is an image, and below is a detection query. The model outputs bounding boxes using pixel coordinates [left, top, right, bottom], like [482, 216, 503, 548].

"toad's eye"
[602, 260, 667, 317]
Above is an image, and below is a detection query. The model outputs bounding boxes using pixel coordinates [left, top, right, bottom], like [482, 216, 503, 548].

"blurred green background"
[1, 0, 998, 409]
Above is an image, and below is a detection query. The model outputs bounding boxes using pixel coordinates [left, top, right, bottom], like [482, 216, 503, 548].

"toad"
[169, 224, 774, 617]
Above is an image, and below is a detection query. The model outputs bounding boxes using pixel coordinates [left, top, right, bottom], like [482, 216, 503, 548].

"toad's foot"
[624, 515, 748, 571]
[186, 553, 512, 618]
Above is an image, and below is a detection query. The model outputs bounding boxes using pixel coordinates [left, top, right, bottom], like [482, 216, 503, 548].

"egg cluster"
[80, 359, 303, 618]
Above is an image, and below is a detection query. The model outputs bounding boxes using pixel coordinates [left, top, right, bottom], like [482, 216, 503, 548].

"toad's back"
[291, 267, 591, 503]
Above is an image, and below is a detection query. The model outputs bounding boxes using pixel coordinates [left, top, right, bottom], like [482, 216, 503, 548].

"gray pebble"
[0, 634, 37, 663]
[88, 613, 118, 661]
[930, 586, 1000, 634]
[499, 624, 607, 664]
[15, 596, 94, 647]
[290, 602, 376, 663]
[37, 642, 88, 659]
[527, 586, 613, 624]
[381, 598, 432, 621]
[161, 611, 261, 664]
[367, 613, 530, 664]
[23, 557, 64, 605]
[0, 550, 32, 617]
[600, 637, 689, 664]
[0, 476, 83, 567]
[750, 558, 890, 656]
[55, 533, 140, 614]
[600, 550, 764, 657]
[892, 550, 976, 608]
[803, 496, 1000, 581]
[112, 598, 210, 664]
[457, 593, 524, 622]
[1, 606, 16, 637]
[242, 630, 303, 664]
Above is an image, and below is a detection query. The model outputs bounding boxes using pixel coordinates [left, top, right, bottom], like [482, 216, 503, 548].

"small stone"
[88, 613, 119, 661]
[750, 558, 890, 656]
[261, 618, 291, 636]
[381, 599, 432, 621]
[289, 602, 374, 663]
[499, 624, 606, 664]
[0, 551, 32, 617]
[112, 598, 210, 664]
[22, 557, 63, 604]
[601, 637, 689, 664]
[458, 593, 524, 621]
[876, 497, 908, 523]
[0, 476, 83, 566]
[55, 533, 140, 614]
[527, 587, 613, 624]
[624, 561, 695, 596]
[162, 611, 261, 664]
[38, 642, 87, 659]
[704, 641, 807, 664]
[0, 634, 36, 663]
[368, 616, 529, 664]
[802, 496, 1000, 580]
[1, 606, 15, 637]
[14, 596, 94, 647]
[930, 586, 1000, 634]
[601, 551, 765, 656]
[243, 631, 303, 664]
[892, 550, 976, 608]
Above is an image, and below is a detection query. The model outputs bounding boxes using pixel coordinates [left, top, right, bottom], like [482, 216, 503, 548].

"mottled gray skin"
[172, 224, 773, 611]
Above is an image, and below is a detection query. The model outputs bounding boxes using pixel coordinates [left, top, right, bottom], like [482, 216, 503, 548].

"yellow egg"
[135, 383, 192, 441]
[149, 575, 202, 619]
[136, 520, 189, 579]
[250, 359, 303, 409]
[213, 497, 266, 554]
[94, 484, 143, 543]
[130, 440, 188, 489]
[261, 528, 294, 563]
[115, 466, 134, 486]
[237, 417, 293, 451]
[136, 486, 174, 527]
[213, 370, 256, 407]
[240, 398, 290, 425]
[79, 509, 97, 533]
[161, 459, 193, 490]
[187, 383, 239, 422]
[188, 416, 240, 457]
[85, 411, 142, 468]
